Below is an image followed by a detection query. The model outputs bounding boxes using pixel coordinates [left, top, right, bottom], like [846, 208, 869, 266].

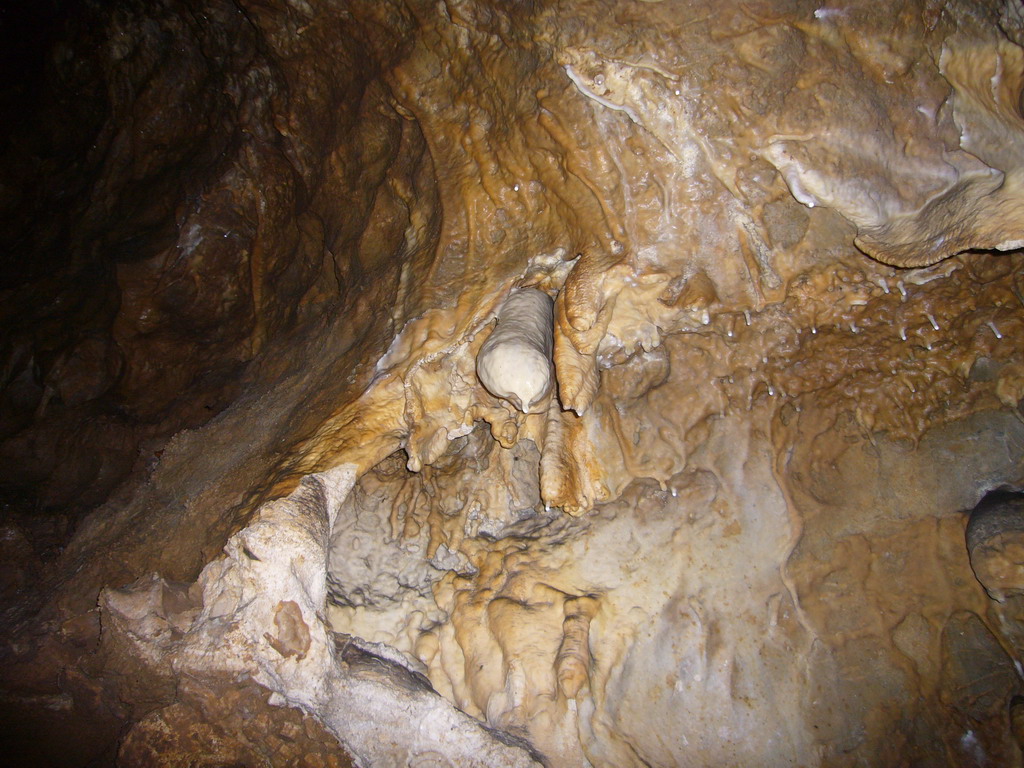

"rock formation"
[1, 0, 1024, 765]
[476, 288, 556, 414]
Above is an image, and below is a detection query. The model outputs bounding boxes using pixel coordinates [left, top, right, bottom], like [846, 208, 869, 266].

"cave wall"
[2, 0, 1024, 766]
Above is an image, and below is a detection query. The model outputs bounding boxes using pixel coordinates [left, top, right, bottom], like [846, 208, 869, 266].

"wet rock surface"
[1, 0, 1024, 765]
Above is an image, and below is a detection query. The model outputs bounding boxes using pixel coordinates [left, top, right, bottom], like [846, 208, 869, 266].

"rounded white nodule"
[476, 288, 554, 413]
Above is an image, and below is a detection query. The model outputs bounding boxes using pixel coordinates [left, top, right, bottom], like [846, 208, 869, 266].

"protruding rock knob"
[966, 491, 1024, 602]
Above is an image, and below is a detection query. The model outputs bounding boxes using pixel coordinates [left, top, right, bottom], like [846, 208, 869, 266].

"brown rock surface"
[1, 0, 1023, 766]
[118, 678, 355, 768]
[968, 491, 1024, 601]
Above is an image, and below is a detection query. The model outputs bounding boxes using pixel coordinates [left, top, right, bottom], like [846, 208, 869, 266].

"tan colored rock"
[2, 0, 1024, 766]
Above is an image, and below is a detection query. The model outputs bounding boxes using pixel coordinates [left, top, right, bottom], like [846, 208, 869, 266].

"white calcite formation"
[5, 1, 1024, 767]
[476, 288, 556, 414]
[101, 466, 543, 768]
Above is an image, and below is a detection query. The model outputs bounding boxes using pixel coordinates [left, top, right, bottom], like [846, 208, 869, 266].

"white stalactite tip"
[476, 287, 555, 413]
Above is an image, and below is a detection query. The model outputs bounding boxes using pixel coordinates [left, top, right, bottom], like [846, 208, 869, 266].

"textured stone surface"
[101, 468, 543, 767]
[118, 678, 355, 768]
[967, 491, 1024, 601]
[1, 0, 1023, 766]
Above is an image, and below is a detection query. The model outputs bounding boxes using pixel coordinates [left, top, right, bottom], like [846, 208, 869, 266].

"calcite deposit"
[2, 0, 1024, 766]
[476, 288, 556, 414]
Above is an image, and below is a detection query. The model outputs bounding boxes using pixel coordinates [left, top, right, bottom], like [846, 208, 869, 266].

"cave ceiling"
[2, 0, 1024, 766]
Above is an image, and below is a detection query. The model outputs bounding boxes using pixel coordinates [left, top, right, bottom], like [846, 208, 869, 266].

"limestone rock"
[2, 0, 1024, 766]
[967, 491, 1024, 602]
[476, 288, 555, 414]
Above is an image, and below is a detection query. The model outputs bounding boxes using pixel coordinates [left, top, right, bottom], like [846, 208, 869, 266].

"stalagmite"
[555, 596, 598, 699]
